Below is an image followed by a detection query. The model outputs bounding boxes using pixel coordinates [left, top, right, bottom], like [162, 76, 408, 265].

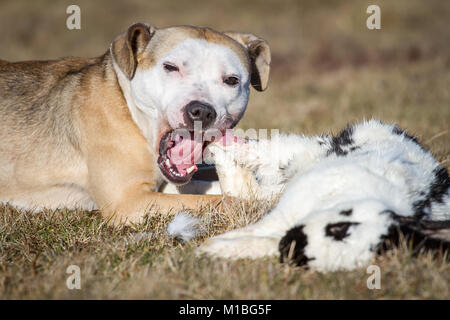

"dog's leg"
[215, 162, 259, 199]
[85, 147, 233, 225]
[198, 207, 290, 258]
[198, 235, 280, 259]
[101, 186, 230, 225]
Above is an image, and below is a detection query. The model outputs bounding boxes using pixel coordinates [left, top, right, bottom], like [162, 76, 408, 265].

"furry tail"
[167, 211, 204, 242]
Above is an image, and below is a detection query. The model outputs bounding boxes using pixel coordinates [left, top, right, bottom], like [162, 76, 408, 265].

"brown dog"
[0, 23, 271, 224]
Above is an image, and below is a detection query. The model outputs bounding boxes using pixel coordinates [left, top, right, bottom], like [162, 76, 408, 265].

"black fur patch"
[378, 210, 450, 254]
[279, 225, 313, 266]
[391, 126, 421, 146]
[378, 224, 450, 254]
[382, 209, 450, 229]
[339, 209, 353, 216]
[429, 167, 450, 204]
[325, 222, 360, 241]
[413, 166, 450, 218]
[327, 125, 355, 157]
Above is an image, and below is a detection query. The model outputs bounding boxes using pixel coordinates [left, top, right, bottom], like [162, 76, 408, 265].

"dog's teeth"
[165, 159, 171, 167]
[186, 166, 195, 174]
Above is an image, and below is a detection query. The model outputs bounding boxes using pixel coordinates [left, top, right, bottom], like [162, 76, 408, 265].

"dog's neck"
[106, 52, 166, 189]
[109, 50, 159, 155]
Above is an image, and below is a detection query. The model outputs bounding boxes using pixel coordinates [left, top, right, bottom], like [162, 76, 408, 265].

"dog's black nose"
[184, 101, 217, 129]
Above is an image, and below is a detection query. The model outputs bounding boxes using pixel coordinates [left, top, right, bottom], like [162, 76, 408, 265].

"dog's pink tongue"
[167, 135, 203, 174]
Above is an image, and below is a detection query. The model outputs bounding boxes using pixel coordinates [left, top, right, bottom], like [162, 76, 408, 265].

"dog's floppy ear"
[111, 23, 156, 79]
[381, 210, 450, 251]
[388, 210, 450, 239]
[395, 216, 450, 242]
[224, 32, 271, 91]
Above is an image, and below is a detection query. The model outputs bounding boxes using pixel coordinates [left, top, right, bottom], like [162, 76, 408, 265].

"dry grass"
[1, 201, 449, 299]
[0, 0, 449, 299]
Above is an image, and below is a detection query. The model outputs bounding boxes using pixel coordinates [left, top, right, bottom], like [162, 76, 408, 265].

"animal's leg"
[198, 208, 289, 258]
[198, 235, 280, 259]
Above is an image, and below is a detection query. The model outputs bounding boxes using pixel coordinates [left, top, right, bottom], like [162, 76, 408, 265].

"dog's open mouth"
[158, 130, 209, 184]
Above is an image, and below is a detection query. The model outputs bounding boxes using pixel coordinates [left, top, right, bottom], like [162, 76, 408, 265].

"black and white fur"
[198, 120, 450, 272]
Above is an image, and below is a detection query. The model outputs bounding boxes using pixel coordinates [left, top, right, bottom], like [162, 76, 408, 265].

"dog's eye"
[163, 62, 179, 73]
[223, 76, 240, 86]
[325, 222, 360, 241]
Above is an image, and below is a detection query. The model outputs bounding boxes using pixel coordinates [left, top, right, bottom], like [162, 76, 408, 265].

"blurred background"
[1, 0, 449, 163]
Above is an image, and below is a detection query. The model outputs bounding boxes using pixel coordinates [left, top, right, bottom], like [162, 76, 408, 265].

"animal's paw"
[204, 132, 251, 166]
[197, 235, 279, 259]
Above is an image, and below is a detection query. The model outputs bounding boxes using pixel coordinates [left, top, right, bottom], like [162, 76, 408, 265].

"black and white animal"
[193, 120, 450, 272]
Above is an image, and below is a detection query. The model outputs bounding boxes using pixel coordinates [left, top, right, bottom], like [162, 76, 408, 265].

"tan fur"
[0, 23, 269, 225]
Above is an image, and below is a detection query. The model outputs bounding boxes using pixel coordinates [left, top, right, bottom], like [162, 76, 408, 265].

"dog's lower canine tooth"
[165, 159, 171, 167]
[186, 166, 195, 174]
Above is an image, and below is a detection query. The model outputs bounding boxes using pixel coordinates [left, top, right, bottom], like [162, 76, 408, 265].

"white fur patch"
[167, 211, 203, 241]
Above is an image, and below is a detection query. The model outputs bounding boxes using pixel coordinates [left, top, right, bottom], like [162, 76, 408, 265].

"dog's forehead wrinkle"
[159, 38, 248, 77]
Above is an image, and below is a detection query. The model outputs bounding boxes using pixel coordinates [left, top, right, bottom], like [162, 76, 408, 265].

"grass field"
[0, 0, 449, 299]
